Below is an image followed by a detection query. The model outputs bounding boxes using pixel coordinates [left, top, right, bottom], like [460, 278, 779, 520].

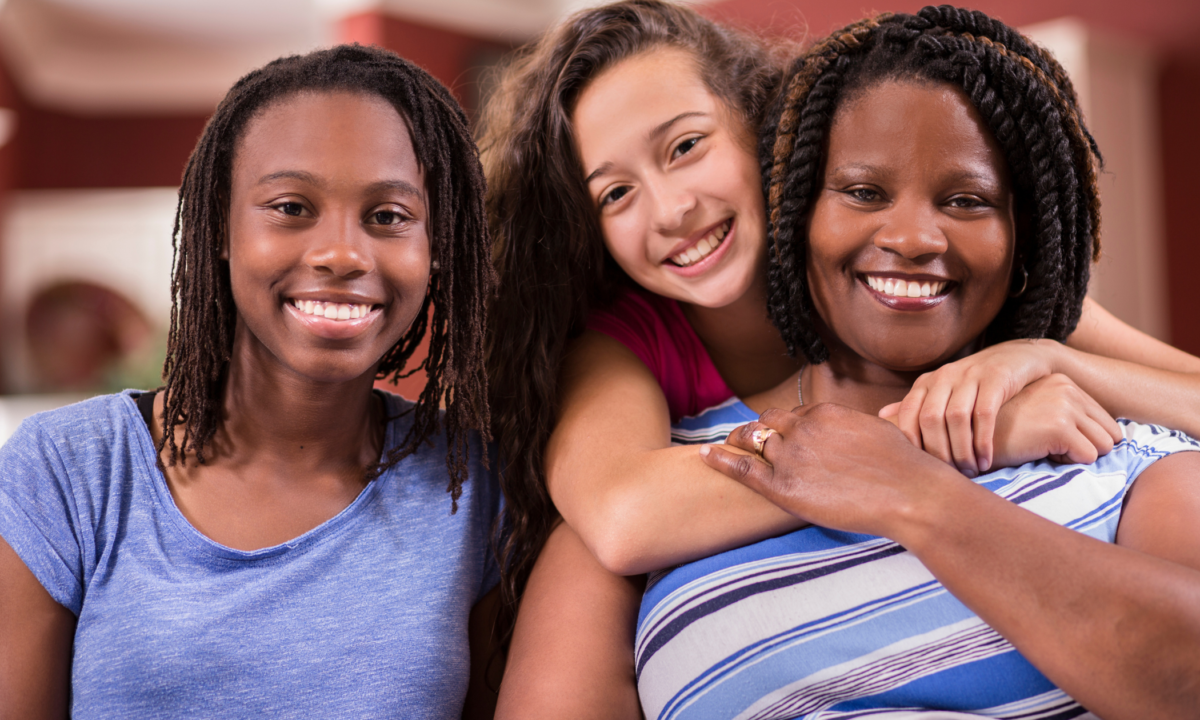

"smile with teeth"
[291, 299, 375, 321]
[670, 219, 731, 267]
[865, 275, 949, 299]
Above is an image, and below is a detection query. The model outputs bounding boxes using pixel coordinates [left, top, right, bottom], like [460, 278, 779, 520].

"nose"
[303, 213, 373, 278]
[872, 200, 948, 260]
[646, 174, 698, 234]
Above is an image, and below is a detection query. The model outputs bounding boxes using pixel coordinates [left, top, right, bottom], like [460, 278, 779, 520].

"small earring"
[430, 259, 440, 273]
[1010, 265, 1028, 297]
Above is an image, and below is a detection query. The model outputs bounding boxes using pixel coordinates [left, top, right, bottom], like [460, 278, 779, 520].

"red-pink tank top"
[586, 288, 734, 421]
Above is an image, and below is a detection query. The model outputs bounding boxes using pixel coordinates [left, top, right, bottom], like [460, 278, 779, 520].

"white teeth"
[670, 220, 732, 267]
[865, 276, 948, 299]
[291, 299, 373, 321]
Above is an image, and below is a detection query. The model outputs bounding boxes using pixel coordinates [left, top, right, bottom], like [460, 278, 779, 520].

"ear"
[220, 229, 230, 261]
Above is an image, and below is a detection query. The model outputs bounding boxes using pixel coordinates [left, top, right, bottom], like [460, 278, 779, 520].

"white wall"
[1, 187, 177, 392]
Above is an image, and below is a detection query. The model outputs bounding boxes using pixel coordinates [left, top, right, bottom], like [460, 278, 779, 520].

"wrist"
[886, 463, 979, 552]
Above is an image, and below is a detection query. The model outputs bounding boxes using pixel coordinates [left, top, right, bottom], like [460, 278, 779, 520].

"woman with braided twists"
[486, 2, 1200, 713]
[498, 7, 1200, 718]
[0, 45, 501, 718]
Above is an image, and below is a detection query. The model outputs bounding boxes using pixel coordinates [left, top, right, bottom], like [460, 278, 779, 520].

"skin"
[0, 90, 498, 719]
[699, 79, 1200, 718]
[499, 72, 1200, 717]
[548, 46, 1200, 577]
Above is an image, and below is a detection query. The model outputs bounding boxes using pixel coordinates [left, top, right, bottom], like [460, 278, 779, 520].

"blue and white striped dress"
[636, 398, 1200, 720]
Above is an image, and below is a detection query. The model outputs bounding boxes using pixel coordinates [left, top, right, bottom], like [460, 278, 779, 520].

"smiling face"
[226, 90, 432, 384]
[806, 79, 1015, 372]
[572, 47, 767, 309]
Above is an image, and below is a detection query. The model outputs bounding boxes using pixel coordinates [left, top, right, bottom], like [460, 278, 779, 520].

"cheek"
[600, 215, 651, 276]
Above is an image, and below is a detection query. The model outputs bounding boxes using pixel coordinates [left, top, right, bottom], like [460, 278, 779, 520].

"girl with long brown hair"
[481, 0, 1200, 616]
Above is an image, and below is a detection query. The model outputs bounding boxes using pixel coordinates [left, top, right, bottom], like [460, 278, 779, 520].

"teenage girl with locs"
[0, 46, 499, 718]
[481, 0, 1200, 629]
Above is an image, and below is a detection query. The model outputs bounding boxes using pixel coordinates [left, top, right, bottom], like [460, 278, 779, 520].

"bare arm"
[546, 331, 798, 575]
[890, 297, 1200, 474]
[0, 536, 74, 720]
[1058, 296, 1200, 432]
[705, 404, 1200, 719]
[495, 522, 644, 720]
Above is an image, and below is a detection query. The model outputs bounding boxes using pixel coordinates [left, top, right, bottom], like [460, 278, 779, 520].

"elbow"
[568, 497, 654, 577]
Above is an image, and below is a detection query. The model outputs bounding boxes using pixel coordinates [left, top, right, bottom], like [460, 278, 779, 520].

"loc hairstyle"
[761, 5, 1103, 363]
[477, 0, 793, 616]
[161, 44, 496, 509]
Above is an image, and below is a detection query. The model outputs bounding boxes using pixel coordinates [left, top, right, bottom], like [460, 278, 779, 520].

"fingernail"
[979, 457, 991, 473]
[699, 445, 711, 457]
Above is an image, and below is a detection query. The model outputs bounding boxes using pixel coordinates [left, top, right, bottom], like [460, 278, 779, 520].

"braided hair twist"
[761, 6, 1102, 362]
[163, 44, 495, 510]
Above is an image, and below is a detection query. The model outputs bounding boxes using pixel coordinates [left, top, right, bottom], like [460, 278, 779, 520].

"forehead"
[233, 90, 423, 187]
[827, 79, 1007, 181]
[573, 47, 734, 163]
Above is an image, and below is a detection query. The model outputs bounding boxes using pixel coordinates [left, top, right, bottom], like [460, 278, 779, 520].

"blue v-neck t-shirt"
[0, 390, 499, 718]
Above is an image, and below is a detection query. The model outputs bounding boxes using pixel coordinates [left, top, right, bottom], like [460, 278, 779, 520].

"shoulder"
[1, 392, 144, 470]
[1113, 419, 1200, 459]
[376, 390, 499, 513]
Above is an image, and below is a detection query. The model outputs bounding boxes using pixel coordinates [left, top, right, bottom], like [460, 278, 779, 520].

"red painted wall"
[339, 11, 509, 117]
[15, 107, 208, 189]
[707, 0, 1200, 353]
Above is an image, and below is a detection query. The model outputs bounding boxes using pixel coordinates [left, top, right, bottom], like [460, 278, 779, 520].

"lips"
[668, 219, 731, 267]
[291, 298, 374, 321]
[860, 273, 953, 310]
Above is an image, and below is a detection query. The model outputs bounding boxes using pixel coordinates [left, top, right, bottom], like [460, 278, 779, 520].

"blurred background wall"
[0, 0, 1194, 417]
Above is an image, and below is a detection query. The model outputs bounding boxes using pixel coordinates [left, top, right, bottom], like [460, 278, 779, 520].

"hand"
[990, 373, 1122, 468]
[699, 403, 963, 540]
[879, 339, 1061, 476]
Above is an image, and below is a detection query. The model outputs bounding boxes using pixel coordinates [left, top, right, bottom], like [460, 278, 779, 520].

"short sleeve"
[0, 416, 86, 614]
[587, 288, 733, 420]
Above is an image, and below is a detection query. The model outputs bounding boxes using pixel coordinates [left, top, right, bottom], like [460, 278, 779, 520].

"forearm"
[897, 472, 1200, 718]
[550, 445, 801, 575]
[1049, 341, 1200, 438]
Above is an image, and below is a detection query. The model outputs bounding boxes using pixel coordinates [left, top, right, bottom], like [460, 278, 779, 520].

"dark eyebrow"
[257, 171, 424, 201]
[584, 111, 710, 185]
[648, 111, 707, 143]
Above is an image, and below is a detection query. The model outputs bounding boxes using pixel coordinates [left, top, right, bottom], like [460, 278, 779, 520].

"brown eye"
[601, 186, 630, 207]
[671, 136, 700, 160]
[279, 202, 305, 216]
[372, 211, 402, 225]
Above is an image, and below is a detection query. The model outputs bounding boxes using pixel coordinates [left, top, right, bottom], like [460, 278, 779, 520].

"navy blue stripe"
[636, 543, 907, 675]
[1008, 469, 1083, 505]
[639, 541, 889, 650]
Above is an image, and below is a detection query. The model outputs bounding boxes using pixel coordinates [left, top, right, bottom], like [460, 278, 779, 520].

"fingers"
[971, 378, 1007, 474]
[895, 386, 927, 449]
[699, 444, 774, 497]
[916, 381, 955, 468]
[943, 380, 981, 477]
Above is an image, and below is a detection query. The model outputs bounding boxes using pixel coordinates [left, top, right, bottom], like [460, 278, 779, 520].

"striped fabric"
[636, 399, 1200, 720]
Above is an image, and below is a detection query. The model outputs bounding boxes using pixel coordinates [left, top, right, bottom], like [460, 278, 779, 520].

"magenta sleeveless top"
[587, 288, 734, 421]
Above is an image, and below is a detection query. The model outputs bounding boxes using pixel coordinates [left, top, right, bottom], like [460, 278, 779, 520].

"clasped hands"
[700, 340, 1122, 538]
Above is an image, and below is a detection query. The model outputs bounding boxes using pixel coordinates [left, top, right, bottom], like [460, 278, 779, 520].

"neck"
[201, 329, 385, 477]
[679, 276, 799, 398]
[746, 332, 984, 416]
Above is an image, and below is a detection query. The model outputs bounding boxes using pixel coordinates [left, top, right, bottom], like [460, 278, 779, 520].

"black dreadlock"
[761, 6, 1103, 363]
[161, 44, 496, 509]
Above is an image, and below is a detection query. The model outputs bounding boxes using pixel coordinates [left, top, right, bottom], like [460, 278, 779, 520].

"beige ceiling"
[0, 0, 690, 113]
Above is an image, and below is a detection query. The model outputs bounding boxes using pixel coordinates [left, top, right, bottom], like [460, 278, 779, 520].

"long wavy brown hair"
[477, 0, 791, 620]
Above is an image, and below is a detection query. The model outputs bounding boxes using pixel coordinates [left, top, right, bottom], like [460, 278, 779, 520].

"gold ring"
[751, 427, 776, 456]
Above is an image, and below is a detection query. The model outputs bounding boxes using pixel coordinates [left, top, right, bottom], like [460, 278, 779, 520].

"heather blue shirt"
[0, 390, 499, 718]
